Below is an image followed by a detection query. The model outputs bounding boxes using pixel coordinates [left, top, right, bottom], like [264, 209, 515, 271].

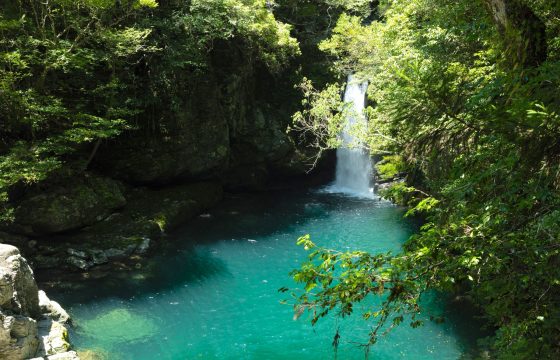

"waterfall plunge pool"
[52, 189, 482, 359]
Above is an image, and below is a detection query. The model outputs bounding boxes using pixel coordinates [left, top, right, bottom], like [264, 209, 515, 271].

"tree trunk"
[484, 0, 547, 67]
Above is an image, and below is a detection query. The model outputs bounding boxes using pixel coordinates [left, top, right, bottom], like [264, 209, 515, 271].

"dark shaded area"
[45, 189, 398, 305]
[484, 0, 548, 66]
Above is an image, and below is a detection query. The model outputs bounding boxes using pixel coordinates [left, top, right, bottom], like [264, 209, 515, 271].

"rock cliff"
[0, 32, 328, 276]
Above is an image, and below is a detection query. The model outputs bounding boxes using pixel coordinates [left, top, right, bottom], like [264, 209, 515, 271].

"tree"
[289, 0, 560, 358]
[0, 0, 300, 221]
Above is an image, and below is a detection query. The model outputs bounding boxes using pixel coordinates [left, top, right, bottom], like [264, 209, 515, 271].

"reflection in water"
[52, 190, 481, 360]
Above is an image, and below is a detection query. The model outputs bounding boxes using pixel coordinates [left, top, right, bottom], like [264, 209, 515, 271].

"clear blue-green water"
[55, 189, 480, 359]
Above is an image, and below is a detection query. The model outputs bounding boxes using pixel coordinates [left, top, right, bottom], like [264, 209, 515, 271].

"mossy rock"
[12, 174, 126, 236]
[30, 182, 224, 272]
[130, 181, 224, 232]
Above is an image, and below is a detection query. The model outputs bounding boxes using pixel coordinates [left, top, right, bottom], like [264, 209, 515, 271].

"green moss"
[12, 174, 126, 235]
[152, 214, 168, 232]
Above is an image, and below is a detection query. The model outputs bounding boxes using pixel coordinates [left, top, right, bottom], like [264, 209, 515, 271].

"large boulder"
[29, 182, 223, 273]
[12, 175, 126, 236]
[38, 291, 70, 324]
[0, 313, 39, 360]
[0, 244, 40, 317]
[0, 245, 78, 360]
[36, 319, 71, 356]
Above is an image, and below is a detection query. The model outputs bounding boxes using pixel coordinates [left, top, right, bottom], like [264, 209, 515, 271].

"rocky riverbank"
[0, 153, 332, 358]
[0, 158, 333, 290]
[1, 181, 224, 279]
[0, 244, 78, 360]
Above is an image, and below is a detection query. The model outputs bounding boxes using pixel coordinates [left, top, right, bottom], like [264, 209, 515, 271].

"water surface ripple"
[56, 189, 480, 359]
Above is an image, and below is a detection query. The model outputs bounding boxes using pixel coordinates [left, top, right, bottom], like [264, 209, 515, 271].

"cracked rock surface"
[0, 244, 79, 360]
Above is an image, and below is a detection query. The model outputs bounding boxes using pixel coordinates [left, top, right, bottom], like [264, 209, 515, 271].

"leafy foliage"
[0, 0, 299, 221]
[288, 234, 427, 351]
[289, 0, 560, 358]
[375, 155, 407, 181]
[289, 78, 347, 166]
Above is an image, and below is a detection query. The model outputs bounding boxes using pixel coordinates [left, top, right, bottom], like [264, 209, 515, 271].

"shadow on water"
[415, 290, 492, 356]
[52, 188, 397, 305]
[51, 246, 230, 304]
[175, 189, 386, 243]
[52, 187, 487, 359]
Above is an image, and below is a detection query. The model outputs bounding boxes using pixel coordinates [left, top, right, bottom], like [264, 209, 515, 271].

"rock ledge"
[0, 244, 78, 360]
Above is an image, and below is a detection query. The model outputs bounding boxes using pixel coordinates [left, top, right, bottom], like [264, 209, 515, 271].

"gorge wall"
[0, 37, 328, 277]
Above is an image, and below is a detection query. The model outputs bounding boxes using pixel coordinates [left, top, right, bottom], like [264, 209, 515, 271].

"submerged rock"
[89, 250, 108, 266]
[135, 238, 150, 255]
[80, 308, 157, 343]
[66, 249, 87, 259]
[29, 182, 223, 273]
[102, 248, 126, 259]
[66, 257, 92, 271]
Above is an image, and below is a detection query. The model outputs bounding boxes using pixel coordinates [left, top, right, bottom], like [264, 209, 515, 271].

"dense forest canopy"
[1, 0, 560, 359]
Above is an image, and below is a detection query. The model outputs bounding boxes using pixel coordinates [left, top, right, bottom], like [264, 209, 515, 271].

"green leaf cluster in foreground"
[290, 0, 560, 358]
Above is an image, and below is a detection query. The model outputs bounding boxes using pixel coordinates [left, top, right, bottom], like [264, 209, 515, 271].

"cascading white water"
[331, 74, 373, 197]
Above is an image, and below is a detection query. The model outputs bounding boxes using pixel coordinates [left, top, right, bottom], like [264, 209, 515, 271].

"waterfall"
[330, 74, 373, 198]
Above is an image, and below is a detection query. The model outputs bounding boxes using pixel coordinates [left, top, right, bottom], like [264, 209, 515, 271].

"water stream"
[53, 190, 481, 359]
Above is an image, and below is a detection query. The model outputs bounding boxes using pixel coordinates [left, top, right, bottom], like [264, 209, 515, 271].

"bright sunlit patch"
[79, 308, 158, 344]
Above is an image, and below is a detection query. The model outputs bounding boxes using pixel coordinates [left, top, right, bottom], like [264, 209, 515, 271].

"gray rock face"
[0, 244, 78, 360]
[38, 291, 70, 324]
[95, 56, 299, 189]
[221, 105, 295, 190]
[0, 313, 39, 360]
[230, 107, 293, 165]
[29, 350, 80, 360]
[0, 244, 40, 317]
[12, 175, 126, 236]
[37, 319, 71, 356]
